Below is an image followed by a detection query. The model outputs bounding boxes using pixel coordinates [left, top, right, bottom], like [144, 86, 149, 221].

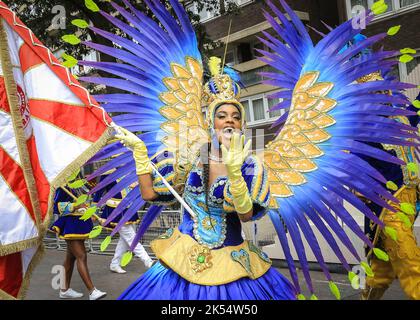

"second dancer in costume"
[93, 175, 153, 273]
[50, 186, 107, 300]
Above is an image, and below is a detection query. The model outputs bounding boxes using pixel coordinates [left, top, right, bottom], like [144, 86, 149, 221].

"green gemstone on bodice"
[197, 255, 205, 263]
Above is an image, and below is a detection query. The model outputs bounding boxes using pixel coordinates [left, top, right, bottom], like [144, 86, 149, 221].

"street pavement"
[24, 248, 408, 300]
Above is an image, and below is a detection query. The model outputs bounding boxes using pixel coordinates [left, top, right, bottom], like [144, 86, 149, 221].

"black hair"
[200, 142, 216, 231]
[200, 143, 211, 211]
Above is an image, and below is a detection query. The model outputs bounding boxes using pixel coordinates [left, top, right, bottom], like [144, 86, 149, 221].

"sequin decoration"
[248, 241, 271, 263]
[188, 245, 213, 273]
[158, 228, 174, 239]
[231, 249, 254, 278]
[201, 216, 218, 230]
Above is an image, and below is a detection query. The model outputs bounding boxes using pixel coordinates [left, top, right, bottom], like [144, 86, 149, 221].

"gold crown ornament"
[203, 57, 246, 127]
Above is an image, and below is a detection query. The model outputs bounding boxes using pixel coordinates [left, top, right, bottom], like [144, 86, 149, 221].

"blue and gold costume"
[50, 188, 93, 240]
[361, 93, 420, 300]
[119, 152, 296, 299]
[82, 0, 419, 299]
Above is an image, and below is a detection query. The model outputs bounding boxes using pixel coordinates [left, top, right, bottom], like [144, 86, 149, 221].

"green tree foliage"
[3, 0, 240, 61]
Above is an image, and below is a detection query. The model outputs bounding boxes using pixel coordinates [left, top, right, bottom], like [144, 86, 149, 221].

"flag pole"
[150, 162, 197, 218]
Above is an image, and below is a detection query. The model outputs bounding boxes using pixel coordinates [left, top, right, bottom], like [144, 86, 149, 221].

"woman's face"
[213, 104, 242, 149]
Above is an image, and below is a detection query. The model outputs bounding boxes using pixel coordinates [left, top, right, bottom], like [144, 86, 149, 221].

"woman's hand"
[221, 133, 253, 217]
[114, 126, 151, 175]
[221, 133, 251, 181]
[115, 126, 144, 150]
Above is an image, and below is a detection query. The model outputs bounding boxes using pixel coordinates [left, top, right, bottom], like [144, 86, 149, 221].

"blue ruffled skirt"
[118, 262, 296, 300]
[51, 215, 93, 240]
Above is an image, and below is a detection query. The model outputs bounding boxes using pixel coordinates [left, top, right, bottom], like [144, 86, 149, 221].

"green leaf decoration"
[61, 34, 81, 45]
[85, 0, 100, 12]
[120, 251, 133, 267]
[412, 100, 420, 109]
[351, 274, 360, 289]
[297, 294, 306, 300]
[400, 48, 417, 55]
[387, 25, 401, 36]
[361, 261, 374, 277]
[384, 226, 398, 241]
[71, 19, 89, 29]
[329, 281, 341, 300]
[310, 294, 318, 300]
[417, 111, 420, 116]
[74, 194, 88, 207]
[372, 0, 388, 15]
[400, 54, 414, 63]
[89, 226, 102, 239]
[100, 236, 112, 252]
[68, 179, 86, 189]
[407, 162, 418, 174]
[62, 60, 77, 68]
[386, 181, 398, 191]
[401, 202, 415, 215]
[397, 212, 412, 228]
[79, 206, 97, 221]
[66, 169, 80, 183]
[348, 271, 361, 289]
[373, 248, 389, 262]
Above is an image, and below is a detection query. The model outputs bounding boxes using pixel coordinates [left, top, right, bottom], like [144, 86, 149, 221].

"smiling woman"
[213, 104, 242, 149]
[114, 55, 296, 300]
[82, 0, 418, 301]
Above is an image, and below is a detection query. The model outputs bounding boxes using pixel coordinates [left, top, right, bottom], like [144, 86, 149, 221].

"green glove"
[114, 126, 151, 175]
[221, 133, 253, 214]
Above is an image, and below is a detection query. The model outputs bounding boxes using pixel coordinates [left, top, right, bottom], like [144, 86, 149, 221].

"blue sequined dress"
[118, 154, 296, 300]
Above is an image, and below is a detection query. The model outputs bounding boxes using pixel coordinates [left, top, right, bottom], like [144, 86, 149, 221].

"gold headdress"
[203, 57, 245, 127]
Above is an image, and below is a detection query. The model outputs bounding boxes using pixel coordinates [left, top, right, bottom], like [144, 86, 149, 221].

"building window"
[241, 92, 285, 126]
[400, 0, 420, 7]
[241, 65, 276, 87]
[224, 48, 237, 67]
[346, 0, 420, 19]
[242, 100, 251, 122]
[268, 97, 282, 117]
[399, 54, 420, 100]
[252, 98, 265, 121]
[187, 1, 253, 23]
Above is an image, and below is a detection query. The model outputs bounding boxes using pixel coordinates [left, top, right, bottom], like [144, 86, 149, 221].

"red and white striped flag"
[0, 2, 113, 299]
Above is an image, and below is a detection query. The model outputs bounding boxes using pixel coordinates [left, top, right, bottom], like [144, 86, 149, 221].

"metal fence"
[43, 209, 182, 260]
[43, 208, 276, 258]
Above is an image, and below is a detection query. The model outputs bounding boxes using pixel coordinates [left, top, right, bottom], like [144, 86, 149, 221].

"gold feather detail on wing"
[158, 57, 209, 189]
[261, 71, 337, 207]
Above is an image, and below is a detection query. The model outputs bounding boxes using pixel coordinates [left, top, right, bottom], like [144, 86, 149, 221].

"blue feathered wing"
[258, 0, 418, 297]
[80, 0, 208, 239]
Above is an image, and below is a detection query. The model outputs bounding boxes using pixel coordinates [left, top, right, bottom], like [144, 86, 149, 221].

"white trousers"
[110, 224, 152, 268]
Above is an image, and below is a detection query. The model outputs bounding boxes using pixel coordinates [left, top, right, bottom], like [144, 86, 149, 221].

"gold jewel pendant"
[188, 245, 213, 273]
